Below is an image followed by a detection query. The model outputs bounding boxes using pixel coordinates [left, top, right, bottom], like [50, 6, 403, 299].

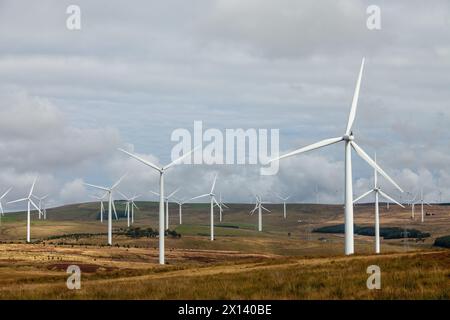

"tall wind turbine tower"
[7, 178, 42, 243]
[84, 174, 126, 245]
[270, 58, 403, 255]
[119, 146, 198, 265]
[353, 154, 404, 253]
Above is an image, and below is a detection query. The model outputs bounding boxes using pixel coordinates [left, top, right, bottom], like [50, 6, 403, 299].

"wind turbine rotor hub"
[342, 134, 354, 142]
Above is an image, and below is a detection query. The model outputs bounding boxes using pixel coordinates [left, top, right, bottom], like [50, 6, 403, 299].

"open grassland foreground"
[0, 243, 449, 299]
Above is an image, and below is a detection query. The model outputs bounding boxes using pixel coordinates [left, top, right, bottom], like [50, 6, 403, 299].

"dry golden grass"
[0, 202, 449, 299]
[0, 243, 449, 299]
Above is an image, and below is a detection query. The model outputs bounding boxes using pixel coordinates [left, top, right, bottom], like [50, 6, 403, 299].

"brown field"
[0, 201, 449, 299]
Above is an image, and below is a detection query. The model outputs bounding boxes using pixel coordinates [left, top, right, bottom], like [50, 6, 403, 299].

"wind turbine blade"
[118, 148, 162, 172]
[150, 190, 160, 197]
[425, 202, 432, 207]
[131, 194, 141, 200]
[111, 173, 127, 190]
[221, 203, 229, 209]
[261, 206, 271, 213]
[189, 194, 210, 201]
[0, 187, 12, 200]
[84, 183, 110, 192]
[167, 188, 180, 199]
[345, 57, 365, 135]
[112, 200, 118, 220]
[269, 137, 343, 163]
[132, 202, 139, 210]
[116, 190, 128, 200]
[213, 197, 221, 209]
[353, 189, 374, 203]
[163, 145, 201, 171]
[28, 177, 38, 198]
[210, 174, 218, 194]
[350, 142, 403, 192]
[250, 206, 258, 214]
[29, 199, 42, 214]
[7, 198, 28, 204]
[378, 190, 405, 208]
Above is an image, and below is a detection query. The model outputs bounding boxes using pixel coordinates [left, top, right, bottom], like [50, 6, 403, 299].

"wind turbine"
[117, 191, 140, 227]
[118, 146, 198, 265]
[173, 197, 186, 225]
[84, 174, 126, 245]
[33, 194, 48, 220]
[250, 195, 270, 232]
[414, 188, 431, 223]
[214, 193, 229, 222]
[189, 174, 221, 241]
[90, 192, 108, 223]
[269, 58, 403, 255]
[151, 188, 179, 230]
[0, 187, 12, 226]
[275, 193, 290, 219]
[407, 191, 418, 219]
[7, 178, 42, 243]
[353, 155, 405, 254]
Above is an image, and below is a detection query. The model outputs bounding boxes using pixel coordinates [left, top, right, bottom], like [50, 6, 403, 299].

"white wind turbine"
[353, 155, 404, 254]
[269, 58, 403, 255]
[151, 188, 179, 230]
[413, 188, 431, 223]
[250, 195, 270, 232]
[84, 174, 126, 245]
[406, 191, 418, 219]
[90, 192, 108, 223]
[189, 174, 221, 241]
[118, 146, 198, 265]
[118, 191, 140, 227]
[173, 197, 186, 225]
[0, 187, 12, 226]
[33, 194, 48, 220]
[7, 178, 42, 243]
[214, 193, 229, 222]
[275, 193, 290, 219]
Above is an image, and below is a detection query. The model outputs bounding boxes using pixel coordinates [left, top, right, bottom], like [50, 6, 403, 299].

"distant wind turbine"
[117, 191, 140, 227]
[84, 174, 126, 245]
[413, 188, 431, 223]
[0, 187, 12, 226]
[250, 195, 270, 232]
[275, 193, 290, 219]
[189, 174, 221, 241]
[214, 193, 229, 222]
[353, 154, 404, 253]
[173, 197, 186, 225]
[33, 194, 48, 220]
[90, 192, 108, 223]
[151, 188, 179, 230]
[118, 145, 199, 265]
[270, 58, 403, 255]
[7, 178, 42, 243]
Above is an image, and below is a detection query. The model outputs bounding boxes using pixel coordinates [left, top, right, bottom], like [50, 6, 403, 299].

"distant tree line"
[313, 224, 430, 239]
[434, 235, 450, 248]
[43, 227, 181, 241]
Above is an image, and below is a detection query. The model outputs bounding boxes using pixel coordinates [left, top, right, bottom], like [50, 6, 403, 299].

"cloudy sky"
[0, 0, 449, 209]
